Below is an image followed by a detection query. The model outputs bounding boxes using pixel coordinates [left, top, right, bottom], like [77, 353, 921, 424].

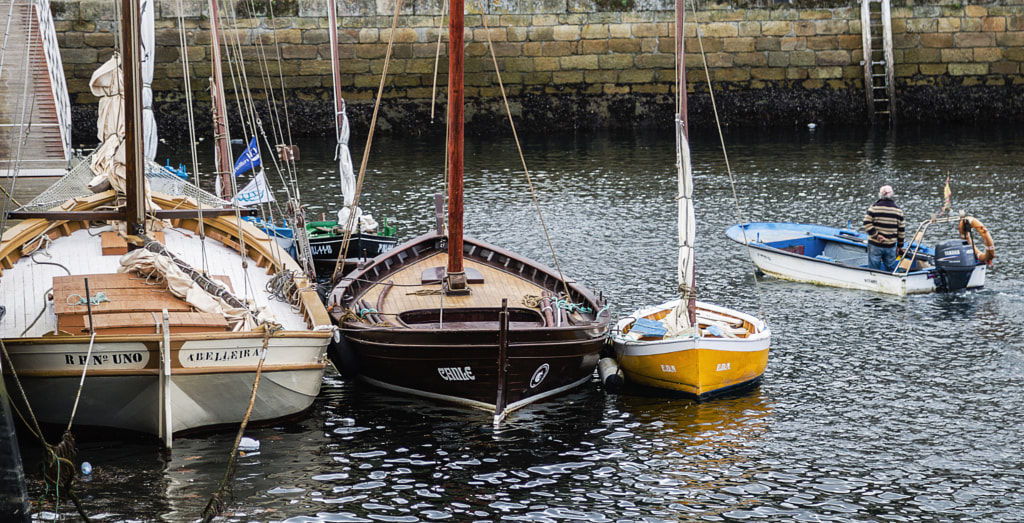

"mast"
[209, 0, 233, 199]
[445, 0, 467, 292]
[676, 0, 696, 326]
[121, 0, 146, 235]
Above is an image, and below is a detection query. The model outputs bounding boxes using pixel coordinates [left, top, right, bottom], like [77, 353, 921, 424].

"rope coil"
[65, 292, 111, 307]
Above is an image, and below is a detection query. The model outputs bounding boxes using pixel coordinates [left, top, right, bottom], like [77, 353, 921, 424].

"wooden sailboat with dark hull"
[327, 227, 609, 420]
[326, 1, 610, 423]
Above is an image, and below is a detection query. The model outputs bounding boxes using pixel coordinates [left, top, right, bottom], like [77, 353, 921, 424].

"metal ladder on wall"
[861, 0, 895, 125]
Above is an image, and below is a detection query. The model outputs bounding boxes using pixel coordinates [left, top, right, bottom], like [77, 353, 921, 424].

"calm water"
[19, 123, 1024, 522]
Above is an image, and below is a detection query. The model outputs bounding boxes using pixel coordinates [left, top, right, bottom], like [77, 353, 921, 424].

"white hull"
[747, 245, 985, 295]
[1, 191, 333, 440]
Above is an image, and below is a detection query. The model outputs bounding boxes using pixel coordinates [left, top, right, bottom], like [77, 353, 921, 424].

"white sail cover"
[674, 115, 695, 331]
[88, 56, 126, 192]
[141, 0, 157, 160]
[86, 0, 159, 218]
[88, 56, 161, 219]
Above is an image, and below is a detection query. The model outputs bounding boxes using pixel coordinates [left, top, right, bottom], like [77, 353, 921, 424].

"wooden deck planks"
[363, 252, 549, 320]
[0, 222, 311, 337]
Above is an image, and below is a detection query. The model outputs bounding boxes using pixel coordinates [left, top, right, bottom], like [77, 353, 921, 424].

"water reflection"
[24, 124, 1024, 520]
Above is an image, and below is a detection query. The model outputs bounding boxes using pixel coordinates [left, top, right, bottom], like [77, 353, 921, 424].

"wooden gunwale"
[5, 330, 331, 345]
[333, 232, 605, 326]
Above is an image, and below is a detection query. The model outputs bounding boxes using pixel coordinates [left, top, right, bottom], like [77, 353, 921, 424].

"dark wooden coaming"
[330, 231, 603, 318]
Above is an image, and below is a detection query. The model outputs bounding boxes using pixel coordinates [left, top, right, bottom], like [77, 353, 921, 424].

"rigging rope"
[173, 0, 210, 276]
[332, 0, 405, 285]
[690, 0, 770, 326]
[430, 0, 448, 123]
[477, 6, 578, 305]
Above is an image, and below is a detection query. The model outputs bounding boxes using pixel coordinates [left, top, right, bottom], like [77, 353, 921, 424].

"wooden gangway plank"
[0, 0, 71, 175]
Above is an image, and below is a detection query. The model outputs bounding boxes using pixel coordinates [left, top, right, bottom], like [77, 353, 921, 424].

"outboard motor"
[933, 239, 977, 292]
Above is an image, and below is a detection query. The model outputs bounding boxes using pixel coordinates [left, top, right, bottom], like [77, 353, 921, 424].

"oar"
[895, 228, 926, 273]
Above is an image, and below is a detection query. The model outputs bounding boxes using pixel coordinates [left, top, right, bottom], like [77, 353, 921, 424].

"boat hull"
[308, 232, 397, 276]
[611, 301, 770, 398]
[726, 222, 986, 295]
[4, 333, 328, 435]
[339, 322, 604, 413]
[328, 232, 610, 422]
[0, 191, 334, 439]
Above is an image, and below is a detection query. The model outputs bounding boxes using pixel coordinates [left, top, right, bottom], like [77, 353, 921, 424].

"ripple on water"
[30, 126, 1024, 522]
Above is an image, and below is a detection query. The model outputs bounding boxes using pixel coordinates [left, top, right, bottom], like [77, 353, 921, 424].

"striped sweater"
[863, 198, 905, 248]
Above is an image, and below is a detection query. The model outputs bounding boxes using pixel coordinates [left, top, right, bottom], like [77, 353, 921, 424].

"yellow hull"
[612, 301, 770, 398]
[615, 341, 768, 396]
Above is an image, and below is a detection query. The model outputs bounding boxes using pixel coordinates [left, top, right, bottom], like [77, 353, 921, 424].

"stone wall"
[52, 0, 1024, 142]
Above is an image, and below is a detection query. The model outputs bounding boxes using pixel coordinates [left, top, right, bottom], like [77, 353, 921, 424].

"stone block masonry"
[52, 0, 1024, 143]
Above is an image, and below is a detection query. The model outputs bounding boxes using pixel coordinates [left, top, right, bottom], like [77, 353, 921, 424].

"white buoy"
[597, 357, 624, 392]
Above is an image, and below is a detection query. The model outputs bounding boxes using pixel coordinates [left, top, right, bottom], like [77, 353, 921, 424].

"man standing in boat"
[863, 185, 905, 272]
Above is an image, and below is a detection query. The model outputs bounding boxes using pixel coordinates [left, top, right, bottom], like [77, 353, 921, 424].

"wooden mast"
[121, 0, 146, 235]
[445, 0, 467, 292]
[208, 0, 233, 199]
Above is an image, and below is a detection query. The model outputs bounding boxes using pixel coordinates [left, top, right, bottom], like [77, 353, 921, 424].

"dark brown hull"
[327, 231, 610, 422]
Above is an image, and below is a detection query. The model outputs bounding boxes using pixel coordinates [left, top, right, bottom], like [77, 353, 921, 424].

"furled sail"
[333, 95, 378, 233]
[88, 56, 161, 220]
[673, 114, 696, 333]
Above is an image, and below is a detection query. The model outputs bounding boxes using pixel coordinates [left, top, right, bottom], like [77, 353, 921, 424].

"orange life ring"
[958, 216, 994, 264]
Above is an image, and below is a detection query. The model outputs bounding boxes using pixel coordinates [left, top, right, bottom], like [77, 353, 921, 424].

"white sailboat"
[0, 0, 332, 448]
[607, 0, 770, 398]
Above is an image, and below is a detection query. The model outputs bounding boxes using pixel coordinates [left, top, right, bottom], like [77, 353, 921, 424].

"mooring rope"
[266, 269, 299, 308]
[1, 339, 92, 520]
[200, 324, 277, 522]
[65, 292, 110, 306]
[522, 294, 542, 308]
[407, 289, 443, 296]
[20, 288, 53, 337]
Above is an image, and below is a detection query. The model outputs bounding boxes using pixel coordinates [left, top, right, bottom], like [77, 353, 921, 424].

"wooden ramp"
[0, 0, 71, 177]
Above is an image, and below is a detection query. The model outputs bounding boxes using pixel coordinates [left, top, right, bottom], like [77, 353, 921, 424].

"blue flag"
[233, 137, 261, 177]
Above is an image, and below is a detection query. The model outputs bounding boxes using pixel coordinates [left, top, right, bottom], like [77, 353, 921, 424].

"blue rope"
[66, 292, 111, 306]
[555, 299, 594, 314]
[358, 308, 378, 318]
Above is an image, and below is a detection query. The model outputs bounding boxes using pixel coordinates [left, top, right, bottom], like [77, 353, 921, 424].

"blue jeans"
[868, 244, 898, 272]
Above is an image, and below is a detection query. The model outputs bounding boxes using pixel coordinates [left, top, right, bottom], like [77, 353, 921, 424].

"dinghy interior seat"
[398, 307, 546, 329]
[821, 242, 867, 266]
